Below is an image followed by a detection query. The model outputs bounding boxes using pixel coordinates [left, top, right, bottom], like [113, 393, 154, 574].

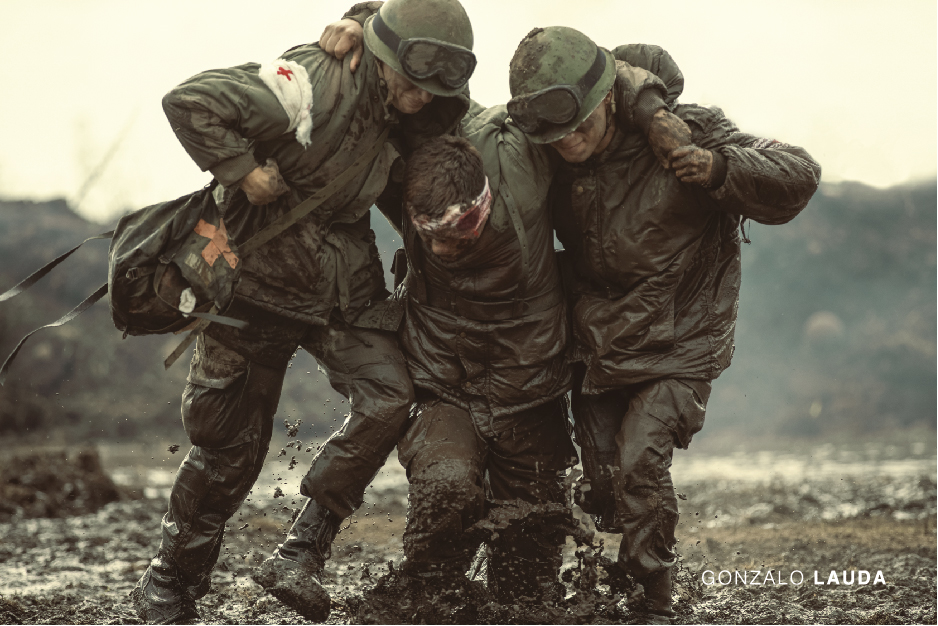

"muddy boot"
[630, 569, 674, 624]
[129, 554, 200, 625]
[252, 499, 340, 621]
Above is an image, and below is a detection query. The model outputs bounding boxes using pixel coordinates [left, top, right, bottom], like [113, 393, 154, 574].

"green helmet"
[508, 26, 616, 143]
[364, 0, 475, 98]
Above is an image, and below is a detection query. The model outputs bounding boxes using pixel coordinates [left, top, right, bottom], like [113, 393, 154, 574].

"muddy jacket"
[395, 105, 568, 417]
[163, 41, 468, 327]
[553, 56, 821, 394]
[390, 57, 669, 416]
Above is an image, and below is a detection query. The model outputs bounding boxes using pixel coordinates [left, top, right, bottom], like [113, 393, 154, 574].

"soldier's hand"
[648, 108, 692, 169]
[240, 159, 289, 205]
[320, 18, 365, 73]
[669, 146, 714, 185]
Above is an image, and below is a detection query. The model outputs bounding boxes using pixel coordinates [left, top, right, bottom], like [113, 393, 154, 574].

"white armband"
[258, 59, 313, 148]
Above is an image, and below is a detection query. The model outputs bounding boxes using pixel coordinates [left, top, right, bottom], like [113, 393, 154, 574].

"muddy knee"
[410, 458, 484, 514]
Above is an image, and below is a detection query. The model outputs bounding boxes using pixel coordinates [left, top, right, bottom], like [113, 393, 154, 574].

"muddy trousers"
[397, 396, 577, 595]
[158, 307, 414, 586]
[572, 370, 711, 579]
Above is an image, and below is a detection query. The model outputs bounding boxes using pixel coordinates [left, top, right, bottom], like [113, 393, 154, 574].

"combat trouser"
[397, 395, 577, 596]
[571, 366, 710, 579]
[158, 302, 414, 586]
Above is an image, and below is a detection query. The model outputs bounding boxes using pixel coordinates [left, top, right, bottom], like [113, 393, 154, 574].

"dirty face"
[378, 61, 434, 115]
[548, 92, 615, 163]
[416, 226, 486, 263]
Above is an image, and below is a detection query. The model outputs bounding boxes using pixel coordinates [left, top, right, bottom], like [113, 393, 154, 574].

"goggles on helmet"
[372, 11, 476, 90]
[507, 46, 607, 135]
[409, 177, 492, 241]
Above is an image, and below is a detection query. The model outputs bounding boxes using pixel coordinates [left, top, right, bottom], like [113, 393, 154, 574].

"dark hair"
[403, 135, 486, 219]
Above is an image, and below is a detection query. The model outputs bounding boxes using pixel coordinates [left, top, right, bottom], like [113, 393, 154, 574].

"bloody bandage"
[410, 177, 492, 240]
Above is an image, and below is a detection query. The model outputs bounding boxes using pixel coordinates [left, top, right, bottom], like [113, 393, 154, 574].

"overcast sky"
[1, 0, 934, 223]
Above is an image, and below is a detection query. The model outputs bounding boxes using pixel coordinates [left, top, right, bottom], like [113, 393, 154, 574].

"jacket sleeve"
[681, 105, 822, 225]
[342, 2, 383, 25]
[162, 63, 299, 186]
[611, 61, 670, 136]
[611, 44, 684, 106]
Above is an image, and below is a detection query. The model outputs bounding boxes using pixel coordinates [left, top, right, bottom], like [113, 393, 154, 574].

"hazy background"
[0, 0, 935, 221]
[0, 0, 935, 450]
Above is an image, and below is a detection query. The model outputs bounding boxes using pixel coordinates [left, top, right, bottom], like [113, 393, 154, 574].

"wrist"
[704, 150, 727, 189]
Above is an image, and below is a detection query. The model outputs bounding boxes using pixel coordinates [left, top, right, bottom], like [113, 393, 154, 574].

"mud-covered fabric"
[610, 44, 684, 113]
[571, 372, 710, 578]
[298, 324, 414, 518]
[162, 42, 467, 326]
[396, 105, 569, 417]
[397, 396, 576, 571]
[552, 65, 821, 393]
[162, 350, 282, 584]
[159, 309, 413, 583]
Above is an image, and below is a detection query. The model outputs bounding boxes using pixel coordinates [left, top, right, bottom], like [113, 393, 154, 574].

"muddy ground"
[0, 440, 935, 625]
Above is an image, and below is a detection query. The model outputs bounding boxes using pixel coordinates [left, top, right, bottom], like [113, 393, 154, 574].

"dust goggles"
[409, 177, 492, 240]
[507, 46, 607, 135]
[372, 11, 476, 89]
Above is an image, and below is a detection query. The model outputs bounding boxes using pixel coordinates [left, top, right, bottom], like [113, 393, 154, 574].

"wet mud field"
[0, 441, 935, 625]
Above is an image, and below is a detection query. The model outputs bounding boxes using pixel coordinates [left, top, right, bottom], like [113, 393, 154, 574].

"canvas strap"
[164, 127, 392, 368]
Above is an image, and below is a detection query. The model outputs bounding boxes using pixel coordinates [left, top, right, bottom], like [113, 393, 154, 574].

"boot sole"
[253, 560, 331, 622]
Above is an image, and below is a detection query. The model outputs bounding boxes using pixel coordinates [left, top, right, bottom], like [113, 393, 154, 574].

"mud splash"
[0, 444, 934, 625]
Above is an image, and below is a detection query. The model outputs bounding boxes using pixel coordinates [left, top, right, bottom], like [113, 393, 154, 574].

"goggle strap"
[372, 11, 404, 55]
[577, 45, 607, 97]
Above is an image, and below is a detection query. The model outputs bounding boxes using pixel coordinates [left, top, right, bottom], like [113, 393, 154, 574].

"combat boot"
[630, 568, 675, 625]
[252, 498, 340, 621]
[129, 553, 200, 625]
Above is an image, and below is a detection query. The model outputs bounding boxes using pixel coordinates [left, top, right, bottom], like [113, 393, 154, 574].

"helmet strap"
[597, 93, 617, 155]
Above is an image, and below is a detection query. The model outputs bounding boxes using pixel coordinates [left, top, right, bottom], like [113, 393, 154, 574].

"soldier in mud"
[129, 0, 478, 623]
[317, 11, 691, 605]
[507, 27, 822, 622]
[383, 130, 575, 601]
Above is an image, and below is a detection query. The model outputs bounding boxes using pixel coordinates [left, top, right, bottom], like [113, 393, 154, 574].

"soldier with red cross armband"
[129, 0, 478, 623]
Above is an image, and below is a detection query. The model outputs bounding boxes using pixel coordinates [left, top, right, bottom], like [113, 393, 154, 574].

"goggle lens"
[508, 87, 580, 134]
[400, 40, 476, 88]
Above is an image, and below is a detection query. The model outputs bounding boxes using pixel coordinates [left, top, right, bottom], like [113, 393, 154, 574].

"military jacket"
[393, 56, 669, 417]
[398, 105, 569, 418]
[162, 42, 467, 326]
[552, 63, 822, 394]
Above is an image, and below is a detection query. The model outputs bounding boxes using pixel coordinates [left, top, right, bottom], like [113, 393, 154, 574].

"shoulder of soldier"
[674, 103, 740, 140]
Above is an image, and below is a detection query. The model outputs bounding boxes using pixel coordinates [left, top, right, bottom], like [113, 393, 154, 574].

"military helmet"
[508, 26, 616, 143]
[364, 0, 475, 98]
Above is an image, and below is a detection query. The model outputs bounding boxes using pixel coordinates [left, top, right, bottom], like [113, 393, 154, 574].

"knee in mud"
[410, 459, 483, 512]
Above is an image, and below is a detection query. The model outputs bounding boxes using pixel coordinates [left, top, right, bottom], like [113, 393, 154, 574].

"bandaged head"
[408, 176, 492, 240]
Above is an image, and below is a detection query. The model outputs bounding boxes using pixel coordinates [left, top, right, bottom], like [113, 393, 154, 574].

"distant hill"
[0, 180, 934, 442]
[713, 180, 936, 437]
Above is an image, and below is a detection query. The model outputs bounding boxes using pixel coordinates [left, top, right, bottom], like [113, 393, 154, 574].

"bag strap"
[0, 231, 113, 303]
[239, 127, 391, 256]
[164, 127, 393, 369]
[0, 282, 109, 385]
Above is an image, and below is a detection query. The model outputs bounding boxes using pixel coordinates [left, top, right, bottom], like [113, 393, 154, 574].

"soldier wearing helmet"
[315, 10, 700, 604]
[129, 0, 476, 623]
[509, 26, 821, 622]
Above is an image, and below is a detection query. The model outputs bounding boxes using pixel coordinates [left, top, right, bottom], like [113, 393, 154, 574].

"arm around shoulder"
[681, 105, 821, 225]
